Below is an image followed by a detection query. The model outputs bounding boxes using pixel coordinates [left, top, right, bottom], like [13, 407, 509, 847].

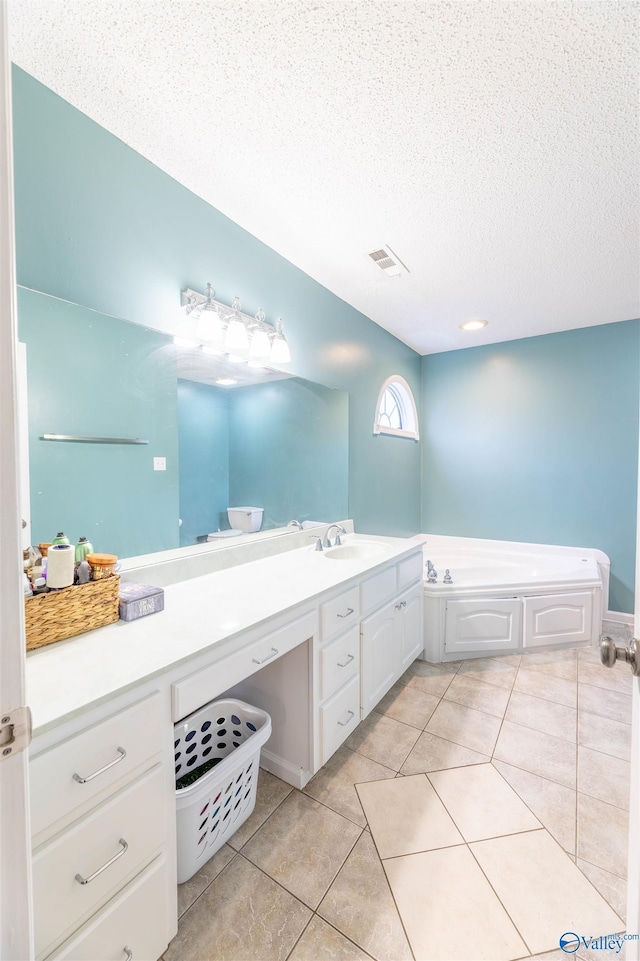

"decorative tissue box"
[119, 582, 165, 621]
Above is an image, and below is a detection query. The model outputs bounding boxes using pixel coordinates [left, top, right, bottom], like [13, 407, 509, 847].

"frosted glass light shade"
[225, 317, 249, 353]
[249, 328, 271, 363]
[270, 317, 291, 364]
[196, 307, 224, 345]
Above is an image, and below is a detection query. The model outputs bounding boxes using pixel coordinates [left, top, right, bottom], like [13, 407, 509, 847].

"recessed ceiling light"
[216, 377, 238, 386]
[459, 319, 489, 332]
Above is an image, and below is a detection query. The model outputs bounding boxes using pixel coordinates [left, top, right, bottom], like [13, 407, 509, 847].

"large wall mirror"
[18, 287, 349, 560]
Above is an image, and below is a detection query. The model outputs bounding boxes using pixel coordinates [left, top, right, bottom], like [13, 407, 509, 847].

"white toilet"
[227, 507, 264, 533]
[208, 506, 264, 541]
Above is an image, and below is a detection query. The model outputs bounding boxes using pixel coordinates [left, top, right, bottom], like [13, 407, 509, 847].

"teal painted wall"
[421, 321, 640, 613]
[12, 66, 422, 539]
[229, 378, 349, 529]
[18, 287, 179, 557]
[177, 381, 229, 546]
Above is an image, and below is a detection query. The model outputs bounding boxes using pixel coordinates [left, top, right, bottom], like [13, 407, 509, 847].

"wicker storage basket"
[25, 575, 120, 651]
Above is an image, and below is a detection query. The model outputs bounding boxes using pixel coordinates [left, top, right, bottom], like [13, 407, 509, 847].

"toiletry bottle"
[52, 532, 70, 546]
[23, 572, 33, 597]
[74, 536, 94, 563]
[77, 560, 90, 584]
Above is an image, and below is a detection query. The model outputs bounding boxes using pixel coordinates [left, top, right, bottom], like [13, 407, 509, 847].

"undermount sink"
[323, 540, 390, 561]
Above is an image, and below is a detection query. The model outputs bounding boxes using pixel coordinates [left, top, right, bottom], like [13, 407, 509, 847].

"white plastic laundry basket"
[174, 697, 271, 884]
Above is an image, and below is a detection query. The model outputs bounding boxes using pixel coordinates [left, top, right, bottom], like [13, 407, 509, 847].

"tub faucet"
[426, 560, 438, 583]
[287, 520, 303, 530]
[324, 524, 346, 548]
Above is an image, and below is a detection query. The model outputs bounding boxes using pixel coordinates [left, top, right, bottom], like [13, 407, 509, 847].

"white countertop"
[26, 533, 425, 734]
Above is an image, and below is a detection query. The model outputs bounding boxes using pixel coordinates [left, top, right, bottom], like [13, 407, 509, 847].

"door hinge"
[0, 706, 32, 759]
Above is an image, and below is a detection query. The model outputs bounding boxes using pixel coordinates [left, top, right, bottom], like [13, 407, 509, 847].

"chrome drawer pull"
[123, 949, 133, 961]
[75, 838, 128, 885]
[72, 746, 126, 784]
[337, 710, 355, 727]
[337, 608, 354, 619]
[252, 647, 279, 665]
[337, 654, 355, 668]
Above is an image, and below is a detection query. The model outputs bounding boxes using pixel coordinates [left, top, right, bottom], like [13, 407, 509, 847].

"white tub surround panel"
[423, 535, 608, 663]
[25, 529, 425, 961]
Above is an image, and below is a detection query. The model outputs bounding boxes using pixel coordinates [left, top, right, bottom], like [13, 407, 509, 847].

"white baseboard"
[604, 610, 634, 626]
[260, 749, 311, 789]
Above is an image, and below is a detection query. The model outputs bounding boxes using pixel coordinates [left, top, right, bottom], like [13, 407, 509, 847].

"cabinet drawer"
[320, 626, 360, 700]
[397, 551, 423, 591]
[33, 764, 166, 957]
[320, 675, 360, 765]
[320, 587, 360, 642]
[44, 856, 170, 961]
[30, 693, 164, 838]
[360, 565, 396, 615]
[172, 610, 317, 721]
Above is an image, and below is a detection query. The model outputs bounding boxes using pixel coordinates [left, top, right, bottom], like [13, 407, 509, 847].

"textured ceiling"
[8, 0, 640, 354]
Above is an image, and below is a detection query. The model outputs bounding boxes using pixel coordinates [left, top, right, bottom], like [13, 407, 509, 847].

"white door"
[624, 473, 640, 950]
[0, 2, 34, 957]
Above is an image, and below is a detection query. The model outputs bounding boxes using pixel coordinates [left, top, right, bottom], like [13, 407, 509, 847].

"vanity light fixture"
[181, 284, 292, 365]
[459, 318, 489, 332]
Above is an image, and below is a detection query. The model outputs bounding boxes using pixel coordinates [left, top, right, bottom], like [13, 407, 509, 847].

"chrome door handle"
[337, 710, 355, 727]
[337, 654, 355, 668]
[337, 608, 354, 619]
[75, 838, 128, 885]
[252, 647, 279, 665]
[600, 636, 640, 677]
[73, 747, 126, 784]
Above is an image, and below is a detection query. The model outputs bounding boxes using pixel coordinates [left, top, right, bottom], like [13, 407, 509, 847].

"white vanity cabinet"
[318, 586, 361, 764]
[360, 554, 424, 719]
[29, 689, 177, 961]
[26, 532, 426, 960]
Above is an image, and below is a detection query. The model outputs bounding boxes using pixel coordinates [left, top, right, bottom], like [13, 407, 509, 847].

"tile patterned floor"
[164, 621, 633, 961]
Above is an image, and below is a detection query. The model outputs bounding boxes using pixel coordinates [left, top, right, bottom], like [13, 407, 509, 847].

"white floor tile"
[470, 830, 623, 956]
[384, 845, 528, 961]
[428, 763, 541, 841]
[425, 698, 502, 755]
[356, 773, 462, 858]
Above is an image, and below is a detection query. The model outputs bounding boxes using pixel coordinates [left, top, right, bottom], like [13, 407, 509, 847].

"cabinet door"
[399, 584, 424, 671]
[444, 598, 521, 654]
[523, 591, 593, 648]
[361, 602, 397, 718]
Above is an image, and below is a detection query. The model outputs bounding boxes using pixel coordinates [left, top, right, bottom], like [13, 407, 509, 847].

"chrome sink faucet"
[324, 524, 347, 548]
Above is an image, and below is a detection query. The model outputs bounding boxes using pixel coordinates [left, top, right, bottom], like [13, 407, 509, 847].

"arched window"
[373, 375, 419, 440]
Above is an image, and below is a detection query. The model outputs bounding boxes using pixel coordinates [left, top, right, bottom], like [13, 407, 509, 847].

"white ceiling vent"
[368, 245, 410, 277]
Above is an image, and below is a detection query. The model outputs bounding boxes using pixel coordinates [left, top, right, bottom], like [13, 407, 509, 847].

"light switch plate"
[153, 456, 167, 471]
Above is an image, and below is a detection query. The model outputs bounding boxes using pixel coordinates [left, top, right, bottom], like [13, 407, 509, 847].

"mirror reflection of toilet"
[208, 507, 264, 541]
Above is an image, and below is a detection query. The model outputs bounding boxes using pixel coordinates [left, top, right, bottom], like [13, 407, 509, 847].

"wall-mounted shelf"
[42, 434, 149, 445]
